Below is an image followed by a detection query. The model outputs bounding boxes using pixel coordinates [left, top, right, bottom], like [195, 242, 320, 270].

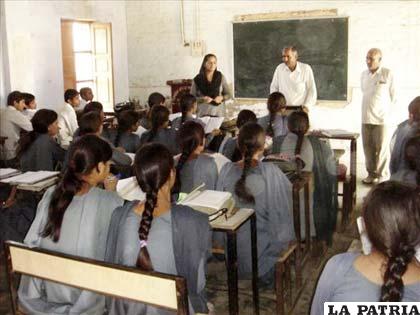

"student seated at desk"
[17, 109, 65, 172]
[22, 92, 37, 119]
[174, 121, 218, 194]
[139, 105, 180, 155]
[0, 91, 33, 167]
[311, 181, 420, 313]
[390, 96, 420, 175]
[171, 94, 202, 130]
[18, 135, 124, 314]
[216, 122, 295, 286]
[105, 143, 211, 315]
[73, 101, 105, 138]
[271, 111, 337, 245]
[220, 109, 257, 162]
[105, 110, 141, 153]
[258, 92, 288, 138]
[391, 135, 420, 186]
[57, 89, 80, 149]
[139, 92, 165, 130]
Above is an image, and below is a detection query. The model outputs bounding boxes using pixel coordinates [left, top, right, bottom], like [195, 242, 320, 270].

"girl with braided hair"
[173, 121, 218, 194]
[106, 110, 141, 153]
[311, 181, 420, 313]
[139, 105, 180, 155]
[171, 93, 203, 131]
[18, 135, 124, 314]
[106, 143, 212, 314]
[216, 122, 295, 285]
[257, 92, 288, 138]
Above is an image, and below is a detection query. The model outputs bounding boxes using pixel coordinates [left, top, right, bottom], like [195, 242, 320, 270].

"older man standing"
[270, 46, 317, 112]
[361, 48, 396, 184]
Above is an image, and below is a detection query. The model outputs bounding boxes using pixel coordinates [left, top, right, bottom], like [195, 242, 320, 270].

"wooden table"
[288, 172, 312, 265]
[310, 132, 359, 215]
[211, 208, 259, 315]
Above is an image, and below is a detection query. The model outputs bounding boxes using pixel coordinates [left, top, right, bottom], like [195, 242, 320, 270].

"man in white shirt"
[0, 91, 33, 165]
[57, 89, 80, 149]
[361, 48, 396, 184]
[270, 46, 317, 112]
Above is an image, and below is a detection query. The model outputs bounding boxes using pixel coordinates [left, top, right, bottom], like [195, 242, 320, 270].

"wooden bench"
[4, 241, 206, 315]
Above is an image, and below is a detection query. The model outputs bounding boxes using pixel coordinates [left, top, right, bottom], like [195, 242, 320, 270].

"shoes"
[362, 176, 379, 185]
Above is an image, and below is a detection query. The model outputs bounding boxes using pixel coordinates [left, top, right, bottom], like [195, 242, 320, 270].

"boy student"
[57, 89, 80, 149]
[22, 93, 37, 119]
[79, 87, 94, 111]
[0, 91, 33, 167]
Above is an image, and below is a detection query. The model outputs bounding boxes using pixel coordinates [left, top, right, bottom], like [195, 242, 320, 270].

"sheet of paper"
[199, 116, 224, 134]
[0, 168, 20, 179]
[116, 176, 146, 201]
[169, 112, 182, 121]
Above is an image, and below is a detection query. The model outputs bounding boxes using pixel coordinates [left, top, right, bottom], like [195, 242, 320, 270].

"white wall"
[126, 0, 420, 129]
[3, 0, 129, 110]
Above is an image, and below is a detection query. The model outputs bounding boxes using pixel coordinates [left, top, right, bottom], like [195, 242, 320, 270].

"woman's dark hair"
[79, 112, 102, 136]
[288, 111, 310, 173]
[7, 90, 24, 106]
[237, 109, 257, 129]
[114, 110, 141, 147]
[146, 105, 169, 143]
[235, 122, 265, 204]
[404, 135, 420, 185]
[64, 89, 79, 103]
[408, 96, 420, 123]
[174, 121, 205, 193]
[22, 93, 35, 106]
[362, 181, 420, 302]
[266, 92, 286, 137]
[17, 109, 58, 157]
[133, 143, 174, 270]
[148, 92, 165, 108]
[83, 101, 103, 115]
[180, 94, 197, 124]
[199, 53, 217, 76]
[41, 135, 112, 242]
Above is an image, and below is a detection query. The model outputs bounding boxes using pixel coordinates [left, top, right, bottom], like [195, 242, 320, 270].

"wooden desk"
[211, 208, 259, 315]
[310, 132, 359, 215]
[288, 172, 312, 265]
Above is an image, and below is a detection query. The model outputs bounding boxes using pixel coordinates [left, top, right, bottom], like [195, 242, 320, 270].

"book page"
[0, 168, 20, 179]
[199, 117, 225, 134]
[1, 171, 59, 184]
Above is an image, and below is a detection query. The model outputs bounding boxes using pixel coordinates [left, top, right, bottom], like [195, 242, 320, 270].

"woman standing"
[191, 54, 232, 117]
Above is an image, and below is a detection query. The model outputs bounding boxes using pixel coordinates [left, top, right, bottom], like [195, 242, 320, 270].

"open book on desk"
[1, 171, 59, 185]
[17, 176, 59, 192]
[0, 168, 21, 180]
[198, 116, 225, 134]
[312, 129, 355, 137]
[177, 184, 236, 221]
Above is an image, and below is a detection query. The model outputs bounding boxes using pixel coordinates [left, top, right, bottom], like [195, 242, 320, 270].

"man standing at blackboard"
[270, 46, 317, 112]
[361, 48, 396, 184]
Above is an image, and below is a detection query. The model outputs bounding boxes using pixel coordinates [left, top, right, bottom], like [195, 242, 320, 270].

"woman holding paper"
[191, 53, 232, 117]
[105, 143, 212, 315]
[18, 135, 124, 314]
[216, 122, 295, 286]
[311, 181, 420, 312]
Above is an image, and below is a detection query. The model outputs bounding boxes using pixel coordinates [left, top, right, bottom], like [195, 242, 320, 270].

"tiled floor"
[0, 166, 374, 315]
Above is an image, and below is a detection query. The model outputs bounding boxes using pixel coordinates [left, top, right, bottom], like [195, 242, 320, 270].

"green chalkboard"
[233, 17, 348, 100]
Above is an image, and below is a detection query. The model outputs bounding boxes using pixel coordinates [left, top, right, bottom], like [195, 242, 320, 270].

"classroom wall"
[2, 0, 129, 110]
[125, 0, 420, 132]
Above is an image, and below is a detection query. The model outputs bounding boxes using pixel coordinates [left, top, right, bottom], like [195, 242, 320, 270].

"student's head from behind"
[408, 96, 420, 123]
[288, 111, 309, 136]
[64, 89, 80, 108]
[235, 123, 265, 204]
[266, 92, 287, 137]
[180, 93, 197, 121]
[42, 135, 113, 242]
[200, 53, 217, 75]
[366, 48, 382, 73]
[17, 109, 59, 157]
[7, 91, 25, 111]
[404, 135, 420, 185]
[79, 111, 103, 136]
[174, 121, 205, 193]
[117, 110, 141, 133]
[133, 143, 175, 270]
[236, 110, 257, 129]
[79, 87, 94, 102]
[22, 93, 37, 110]
[362, 181, 420, 302]
[150, 105, 170, 130]
[147, 92, 165, 108]
[83, 101, 104, 121]
[282, 46, 298, 70]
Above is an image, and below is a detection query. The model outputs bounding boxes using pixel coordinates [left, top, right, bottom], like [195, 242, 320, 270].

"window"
[61, 20, 114, 112]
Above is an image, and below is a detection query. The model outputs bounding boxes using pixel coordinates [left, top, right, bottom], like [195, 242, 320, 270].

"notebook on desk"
[0, 168, 21, 180]
[1, 171, 59, 185]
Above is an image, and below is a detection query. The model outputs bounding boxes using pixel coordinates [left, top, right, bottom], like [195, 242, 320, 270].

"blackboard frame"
[231, 15, 349, 104]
